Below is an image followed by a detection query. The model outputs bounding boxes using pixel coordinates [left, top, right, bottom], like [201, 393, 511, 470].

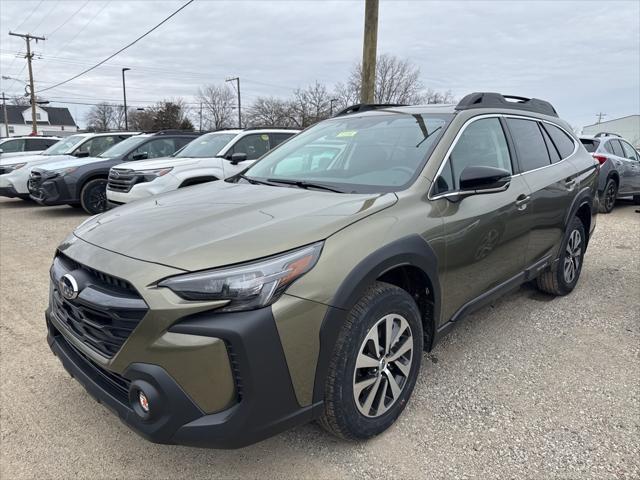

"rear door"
[505, 117, 579, 265]
[609, 139, 636, 194]
[618, 140, 640, 192]
[433, 116, 532, 321]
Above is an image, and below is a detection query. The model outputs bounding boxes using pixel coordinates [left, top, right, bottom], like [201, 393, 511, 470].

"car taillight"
[593, 154, 608, 165]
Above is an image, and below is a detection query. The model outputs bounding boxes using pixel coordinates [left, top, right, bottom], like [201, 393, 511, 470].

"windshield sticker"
[337, 130, 357, 138]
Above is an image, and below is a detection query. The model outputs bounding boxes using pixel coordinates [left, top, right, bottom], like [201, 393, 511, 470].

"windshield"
[98, 135, 148, 158]
[244, 113, 452, 193]
[43, 135, 86, 155]
[174, 132, 236, 158]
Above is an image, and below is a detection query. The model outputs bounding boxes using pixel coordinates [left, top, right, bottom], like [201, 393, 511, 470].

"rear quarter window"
[544, 124, 575, 159]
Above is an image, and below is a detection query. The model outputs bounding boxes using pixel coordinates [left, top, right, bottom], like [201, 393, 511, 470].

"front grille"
[226, 342, 244, 401]
[28, 170, 44, 192]
[107, 169, 141, 193]
[51, 253, 148, 358]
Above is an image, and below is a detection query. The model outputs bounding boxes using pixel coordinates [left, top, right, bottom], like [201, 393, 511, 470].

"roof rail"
[243, 126, 300, 131]
[455, 92, 558, 117]
[142, 129, 200, 135]
[334, 103, 407, 117]
[593, 132, 620, 138]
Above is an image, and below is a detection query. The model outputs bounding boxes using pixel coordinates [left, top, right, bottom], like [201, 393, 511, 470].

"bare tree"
[197, 84, 235, 130]
[289, 82, 332, 128]
[245, 96, 294, 128]
[10, 95, 30, 106]
[85, 102, 116, 132]
[334, 54, 454, 106]
[128, 108, 155, 131]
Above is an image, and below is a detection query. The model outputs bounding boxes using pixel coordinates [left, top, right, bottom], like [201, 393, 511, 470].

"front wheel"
[599, 178, 617, 213]
[536, 216, 586, 296]
[80, 178, 108, 214]
[319, 282, 423, 440]
[633, 195, 640, 205]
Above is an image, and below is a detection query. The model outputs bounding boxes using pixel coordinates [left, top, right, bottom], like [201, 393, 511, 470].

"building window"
[8, 126, 15, 133]
[36, 113, 41, 120]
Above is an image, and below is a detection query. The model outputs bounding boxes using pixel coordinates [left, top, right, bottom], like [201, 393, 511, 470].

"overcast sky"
[1, 0, 638, 130]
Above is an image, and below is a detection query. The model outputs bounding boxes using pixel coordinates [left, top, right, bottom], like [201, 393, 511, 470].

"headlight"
[158, 242, 323, 311]
[2, 162, 26, 173]
[134, 167, 173, 181]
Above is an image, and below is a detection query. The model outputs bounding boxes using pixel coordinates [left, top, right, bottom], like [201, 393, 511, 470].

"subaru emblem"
[59, 273, 79, 300]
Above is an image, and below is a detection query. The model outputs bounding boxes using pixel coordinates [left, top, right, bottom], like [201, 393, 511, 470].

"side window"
[1, 139, 24, 153]
[131, 138, 177, 160]
[27, 138, 52, 151]
[231, 133, 270, 160]
[539, 125, 561, 163]
[76, 136, 117, 156]
[609, 140, 625, 158]
[620, 141, 639, 161]
[271, 133, 295, 148]
[544, 124, 575, 159]
[435, 118, 511, 193]
[506, 118, 551, 172]
[603, 141, 615, 154]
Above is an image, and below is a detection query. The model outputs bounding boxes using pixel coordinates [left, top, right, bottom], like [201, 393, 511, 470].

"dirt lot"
[0, 197, 638, 480]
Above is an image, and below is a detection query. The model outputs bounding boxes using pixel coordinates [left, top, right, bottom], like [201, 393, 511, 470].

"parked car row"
[44, 92, 604, 448]
[0, 128, 299, 213]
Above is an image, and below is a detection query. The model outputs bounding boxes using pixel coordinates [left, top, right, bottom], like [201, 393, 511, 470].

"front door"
[433, 116, 532, 322]
[222, 133, 271, 177]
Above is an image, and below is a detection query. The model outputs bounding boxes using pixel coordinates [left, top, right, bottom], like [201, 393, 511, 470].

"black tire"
[319, 281, 423, 440]
[536, 216, 586, 296]
[633, 195, 640, 205]
[599, 178, 617, 213]
[68, 204, 83, 209]
[79, 178, 108, 214]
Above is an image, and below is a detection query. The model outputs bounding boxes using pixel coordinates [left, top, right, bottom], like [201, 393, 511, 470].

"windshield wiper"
[266, 178, 345, 193]
[235, 174, 278, 186]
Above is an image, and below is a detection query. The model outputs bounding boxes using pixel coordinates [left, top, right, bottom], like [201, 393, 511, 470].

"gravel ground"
[1, 197, 638, 480]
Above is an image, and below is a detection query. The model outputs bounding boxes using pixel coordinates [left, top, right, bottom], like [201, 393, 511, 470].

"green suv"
[46, 92, 598, 448]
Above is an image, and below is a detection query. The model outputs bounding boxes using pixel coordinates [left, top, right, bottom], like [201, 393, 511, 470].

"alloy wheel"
[563, 229, 582, 284]
[604, 182, 616, 211]
[88, 181, 108, 212]
[353, 314, 413, 418]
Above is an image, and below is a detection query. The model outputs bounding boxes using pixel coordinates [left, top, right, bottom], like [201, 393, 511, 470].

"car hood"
[114, 156, 202, 171]
[0, 153, 50, 167]
[31, 156, 101, 172]
[74, 181, 397, 271]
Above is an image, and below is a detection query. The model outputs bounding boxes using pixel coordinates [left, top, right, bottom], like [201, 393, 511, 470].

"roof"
[0, 105, 77, 126]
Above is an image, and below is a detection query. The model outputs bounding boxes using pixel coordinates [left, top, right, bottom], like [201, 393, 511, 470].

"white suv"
[106, 129, 298, 205]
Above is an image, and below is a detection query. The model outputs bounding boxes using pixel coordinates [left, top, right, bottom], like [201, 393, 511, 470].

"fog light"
[138, 390, 150, 413]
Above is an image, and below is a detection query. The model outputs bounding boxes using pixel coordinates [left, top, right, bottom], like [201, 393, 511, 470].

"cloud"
[1, 0, 638, 129]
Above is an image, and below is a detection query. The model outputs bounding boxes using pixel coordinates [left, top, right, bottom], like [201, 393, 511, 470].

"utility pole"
[330, 98, 338, 116]
[596, 112, 607, 124]
[1, 92, 9, 137]
[122, 68, 130, 130]
[226, 77, 241, 128]
[360, 0, 379, 104]
[9, 32, 45, 135]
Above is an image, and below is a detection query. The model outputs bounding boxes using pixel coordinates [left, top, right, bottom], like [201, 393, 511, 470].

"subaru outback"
[46, 93, 598, 449]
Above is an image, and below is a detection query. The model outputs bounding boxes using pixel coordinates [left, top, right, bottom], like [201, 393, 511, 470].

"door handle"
[565, 177, 577, 190]
[515, 194, 530, 210]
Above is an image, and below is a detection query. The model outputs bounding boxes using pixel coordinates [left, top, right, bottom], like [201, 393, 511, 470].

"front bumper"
[0, 184, 30, 199]
[47, 305, 321, 449]
[29, 175, 75, 205]
[106, 173, 181, 204]
[0, 171, 30, 197]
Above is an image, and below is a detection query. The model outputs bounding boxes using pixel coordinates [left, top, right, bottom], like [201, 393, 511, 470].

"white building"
[0, 104, 78, 137]
[582, 115, 640, 148]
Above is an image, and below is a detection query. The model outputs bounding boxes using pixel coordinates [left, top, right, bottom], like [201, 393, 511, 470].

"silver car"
[579, 133, 640, 212]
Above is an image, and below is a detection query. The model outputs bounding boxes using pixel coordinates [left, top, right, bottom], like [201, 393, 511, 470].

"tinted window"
[609, 140, 624, 157]
[231, 133, 270, 160]
[27, 138, 55, 151]
[0, 139, 24, 153]
[540, 125, 561, 163]
[130, 138, 178, 160]
[271, 132, 295, 147]
[76, 135, 121, 156]
[544, 124, 575, 159]
[580, 138, 600, 153]
[620, 141, 639, 161]
[507, 118, 551, 172]
[436, 118, 511, 193]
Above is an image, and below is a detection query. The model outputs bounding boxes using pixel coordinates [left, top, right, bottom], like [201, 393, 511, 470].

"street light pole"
[122, 68, 131, 130]
[226, 77, 241, 128]
[1, 92, 10, 137]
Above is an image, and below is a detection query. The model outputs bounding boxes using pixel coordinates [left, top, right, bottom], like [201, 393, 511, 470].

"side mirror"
[132, 152, 148, 161]
[459, 165, 511, 194]
[230, 152, 247, 165]
[0, 148, 3, 154]
[74, 151, 90, 158]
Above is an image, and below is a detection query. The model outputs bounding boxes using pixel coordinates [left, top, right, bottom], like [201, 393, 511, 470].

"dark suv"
[46, 93, 597, 448]
[29, 130, 200, 214]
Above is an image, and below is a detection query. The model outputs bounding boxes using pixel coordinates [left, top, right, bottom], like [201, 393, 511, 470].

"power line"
[12, 0, 45, 31]
[31, 1, 62, 34]
[46, 0, 89, 37]
[37, 0, 195, 94]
